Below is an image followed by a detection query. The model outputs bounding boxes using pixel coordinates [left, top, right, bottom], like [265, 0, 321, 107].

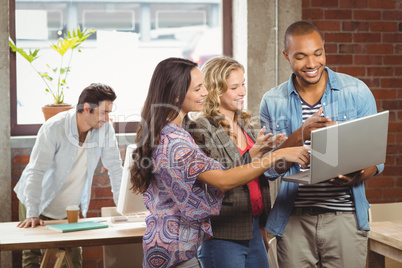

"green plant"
[9, 27, 95, 105]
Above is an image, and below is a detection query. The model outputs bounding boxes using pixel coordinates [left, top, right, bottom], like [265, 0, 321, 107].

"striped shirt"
[294, 98, 355, 211]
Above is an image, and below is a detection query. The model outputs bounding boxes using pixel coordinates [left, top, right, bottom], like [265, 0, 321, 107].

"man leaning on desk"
[14, 83, 123, 268]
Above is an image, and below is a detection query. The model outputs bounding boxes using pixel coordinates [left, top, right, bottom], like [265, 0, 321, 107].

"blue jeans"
[198, 216, 270, 268]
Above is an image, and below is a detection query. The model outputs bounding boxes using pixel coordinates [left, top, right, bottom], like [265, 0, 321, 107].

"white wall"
[232, 0, 301, 202]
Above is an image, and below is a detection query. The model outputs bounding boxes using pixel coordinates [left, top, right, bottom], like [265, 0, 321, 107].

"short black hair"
[284, 21, 323, 52]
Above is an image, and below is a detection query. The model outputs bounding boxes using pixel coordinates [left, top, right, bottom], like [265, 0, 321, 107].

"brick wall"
[303, 0, 402, 203]
[10, 145, 127, 267]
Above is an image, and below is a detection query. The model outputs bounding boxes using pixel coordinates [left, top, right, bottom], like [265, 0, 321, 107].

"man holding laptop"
[259, 21, 384, 268]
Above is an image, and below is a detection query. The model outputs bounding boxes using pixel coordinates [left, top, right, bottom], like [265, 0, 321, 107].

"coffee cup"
[66, 205, 79, 223]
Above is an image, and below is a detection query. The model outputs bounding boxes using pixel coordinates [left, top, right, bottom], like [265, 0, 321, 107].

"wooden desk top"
[369, 220, 402, 250]
[0, 217, 146, 251]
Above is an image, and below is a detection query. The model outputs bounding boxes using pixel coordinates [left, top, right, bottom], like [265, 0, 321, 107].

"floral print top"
[142, 123, 224, 268]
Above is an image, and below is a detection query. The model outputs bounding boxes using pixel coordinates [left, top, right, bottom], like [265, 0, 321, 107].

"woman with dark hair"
[130, 57, 309, 268]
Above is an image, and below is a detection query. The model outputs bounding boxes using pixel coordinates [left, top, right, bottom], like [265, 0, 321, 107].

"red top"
[238, 131, 264, 216]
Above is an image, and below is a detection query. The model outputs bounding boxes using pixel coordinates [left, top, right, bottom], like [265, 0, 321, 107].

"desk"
[367, 220, 402, 268]
[0, 217, 146, 266]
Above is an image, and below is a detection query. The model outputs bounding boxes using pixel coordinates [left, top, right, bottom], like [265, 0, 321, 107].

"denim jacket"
[14, 109, 123, 218]
[259, 67, 383, 236]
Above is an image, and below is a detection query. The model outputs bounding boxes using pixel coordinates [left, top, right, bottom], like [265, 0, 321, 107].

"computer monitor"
[116, 144, 148, 215]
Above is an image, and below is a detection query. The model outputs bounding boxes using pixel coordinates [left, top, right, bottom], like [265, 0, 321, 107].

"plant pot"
[42, 104, 74, 121]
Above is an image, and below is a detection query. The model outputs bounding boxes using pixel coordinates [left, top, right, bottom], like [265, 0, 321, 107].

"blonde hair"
[201, 56, 252, 138]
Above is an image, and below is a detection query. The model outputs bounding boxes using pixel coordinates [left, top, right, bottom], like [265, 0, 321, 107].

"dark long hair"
[130, 58, 198, 194]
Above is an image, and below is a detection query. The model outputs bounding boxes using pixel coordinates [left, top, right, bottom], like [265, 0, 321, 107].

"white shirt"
[42, 131, 91, 219]
[14, 109, 123, 218]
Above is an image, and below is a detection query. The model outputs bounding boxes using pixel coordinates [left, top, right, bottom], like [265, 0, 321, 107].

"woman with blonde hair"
[186, 56, 282, 267]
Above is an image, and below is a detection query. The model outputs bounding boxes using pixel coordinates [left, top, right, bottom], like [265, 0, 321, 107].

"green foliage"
[9, 26, 95, 105]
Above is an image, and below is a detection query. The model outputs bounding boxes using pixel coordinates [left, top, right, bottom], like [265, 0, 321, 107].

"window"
[10, 0, 232, 135]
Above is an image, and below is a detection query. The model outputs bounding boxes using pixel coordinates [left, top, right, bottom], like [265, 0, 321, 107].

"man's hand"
[17, 217, 44, 228]
[328, 166, 378, 186]
[271, 107, 334, 174]
[301, 107, 336, 143]
[328, 170, 362, 186]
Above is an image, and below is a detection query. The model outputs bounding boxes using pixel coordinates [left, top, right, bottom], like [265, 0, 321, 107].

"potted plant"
[9, 26, 95, 120]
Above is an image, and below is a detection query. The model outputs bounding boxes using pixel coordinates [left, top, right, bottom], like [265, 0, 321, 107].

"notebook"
[46, 221, 108, 233]
[283, 110, 389, 184]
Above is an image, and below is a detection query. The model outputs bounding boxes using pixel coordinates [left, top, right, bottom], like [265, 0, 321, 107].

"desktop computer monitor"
[116, 144, 148, 215]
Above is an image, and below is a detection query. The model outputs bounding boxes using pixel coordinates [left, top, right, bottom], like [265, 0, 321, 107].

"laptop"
[283, 110, 389, 184]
